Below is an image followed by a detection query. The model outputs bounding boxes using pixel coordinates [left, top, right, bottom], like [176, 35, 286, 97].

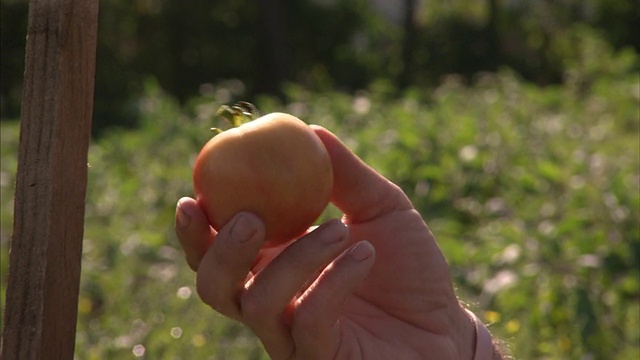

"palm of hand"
[328, 210, 462, 360]
[251, 208, 462, 360]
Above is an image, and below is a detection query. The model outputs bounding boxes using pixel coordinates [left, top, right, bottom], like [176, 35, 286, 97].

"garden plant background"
[1, 0, 639, 359]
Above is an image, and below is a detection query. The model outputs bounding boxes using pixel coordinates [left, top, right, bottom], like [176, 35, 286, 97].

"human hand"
[175, 126, 477, 359]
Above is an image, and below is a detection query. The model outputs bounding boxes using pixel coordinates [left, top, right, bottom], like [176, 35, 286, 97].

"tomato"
[193, 106, 333, 247]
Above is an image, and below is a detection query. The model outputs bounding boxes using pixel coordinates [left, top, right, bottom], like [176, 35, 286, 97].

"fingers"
[240, 219, 351, 359]
[180, 198, 377, 358]
[292, 241, 376, 359]
[194, 216, 356, 359]
[196, 212, 265, 320]
[311, 126, 413, 224]
[175, 197, 216, 271]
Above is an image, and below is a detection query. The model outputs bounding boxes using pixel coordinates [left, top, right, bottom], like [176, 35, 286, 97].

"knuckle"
[196, 276, 240, 319]
[196, 272, 223, 309]
[186, 256, 200, 272]
[240, 291, 265, 317]
[195, 273, 215, 305]
[240, 291, 272, 328]
[291, 304, 322, 334]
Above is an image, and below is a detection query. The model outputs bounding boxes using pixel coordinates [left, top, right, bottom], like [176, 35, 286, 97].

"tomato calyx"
[211, 101, 260, 135]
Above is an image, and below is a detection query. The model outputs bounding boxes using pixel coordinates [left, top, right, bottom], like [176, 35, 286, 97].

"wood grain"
[1, 1, 99, 359]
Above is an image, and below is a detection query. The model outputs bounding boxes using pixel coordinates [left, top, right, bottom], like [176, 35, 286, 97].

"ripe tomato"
[193, 107, 333, 247]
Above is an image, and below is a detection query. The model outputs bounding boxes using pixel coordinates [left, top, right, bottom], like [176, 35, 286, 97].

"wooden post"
[1, 0, 99, 359]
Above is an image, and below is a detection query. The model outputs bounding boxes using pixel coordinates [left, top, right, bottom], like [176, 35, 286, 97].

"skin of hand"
[175, 126, 477, 360]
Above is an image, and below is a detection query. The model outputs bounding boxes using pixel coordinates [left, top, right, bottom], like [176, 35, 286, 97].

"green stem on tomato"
[212, 101, 260, 135]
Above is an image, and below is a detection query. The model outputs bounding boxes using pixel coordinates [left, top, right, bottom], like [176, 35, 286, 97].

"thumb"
[311, 126, 413, 224]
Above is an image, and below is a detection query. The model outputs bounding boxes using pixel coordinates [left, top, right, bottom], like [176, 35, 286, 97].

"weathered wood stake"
[1, 0, 99, 359]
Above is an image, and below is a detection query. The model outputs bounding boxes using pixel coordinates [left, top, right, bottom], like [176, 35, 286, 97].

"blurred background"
[1, 0, 639, 359]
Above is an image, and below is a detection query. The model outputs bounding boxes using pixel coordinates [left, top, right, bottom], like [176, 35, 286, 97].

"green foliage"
[1, 37, 638, 359]
[2, 0, 638, 136]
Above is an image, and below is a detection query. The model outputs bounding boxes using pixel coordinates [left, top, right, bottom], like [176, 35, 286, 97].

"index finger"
[175, 197, 217, 271]
[311, 126, 413, 224]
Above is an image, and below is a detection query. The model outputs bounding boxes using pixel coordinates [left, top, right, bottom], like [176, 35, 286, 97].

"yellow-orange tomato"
[193, 112, 333, 247]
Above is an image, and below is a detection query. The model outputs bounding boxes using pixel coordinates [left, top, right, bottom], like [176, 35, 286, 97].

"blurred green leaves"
[1, 28, 638, 360]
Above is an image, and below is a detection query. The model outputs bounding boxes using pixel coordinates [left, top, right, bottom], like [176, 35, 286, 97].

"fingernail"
[230, 214, 257, 244]
[322, 220, 347, 244]
[349, 241, 374, 261]
[176, 205, 191, 229]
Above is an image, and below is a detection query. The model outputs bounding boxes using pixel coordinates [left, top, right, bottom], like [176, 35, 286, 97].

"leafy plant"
[1, 43, 638, 359]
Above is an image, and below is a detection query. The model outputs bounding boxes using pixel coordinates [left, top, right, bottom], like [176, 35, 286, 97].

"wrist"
[464, 308, 495, 360]
[451, 303, 497, 360]
[451, 303, 477, 360]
